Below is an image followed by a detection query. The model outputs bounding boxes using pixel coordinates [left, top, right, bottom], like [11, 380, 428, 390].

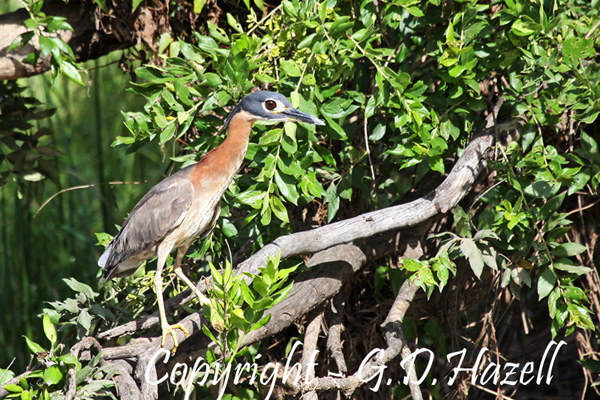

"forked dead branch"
[0, 118, 524, 400]
[93, 118, 523, 399]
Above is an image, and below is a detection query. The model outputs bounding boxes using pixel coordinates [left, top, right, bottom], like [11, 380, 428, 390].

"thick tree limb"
[99, 118, 522, 342]
[0, 0, 133, 80]
[0, 119, 523, 399]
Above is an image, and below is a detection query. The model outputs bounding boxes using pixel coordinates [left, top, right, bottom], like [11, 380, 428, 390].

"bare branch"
[382, 281, 421, 400]
[0, 119, 524, 400]
[99, 118, 523, 342]
[326, 292, 348, 375]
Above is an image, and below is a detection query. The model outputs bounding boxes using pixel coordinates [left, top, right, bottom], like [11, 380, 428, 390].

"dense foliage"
[1, 0, 599, 398]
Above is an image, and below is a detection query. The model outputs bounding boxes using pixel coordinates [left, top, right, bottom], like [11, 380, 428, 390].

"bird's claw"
[193, 289, 211, 306]
[161, 323, 190, 354]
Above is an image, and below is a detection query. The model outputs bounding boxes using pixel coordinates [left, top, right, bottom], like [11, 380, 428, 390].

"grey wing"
[99, 176, 194, 277]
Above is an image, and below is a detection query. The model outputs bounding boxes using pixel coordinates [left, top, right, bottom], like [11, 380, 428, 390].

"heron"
[98, 91, 325, 352]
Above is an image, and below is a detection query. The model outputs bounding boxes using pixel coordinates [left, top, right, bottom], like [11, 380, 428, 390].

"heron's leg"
[173, 244, 211, 306]
[155, 247, 189, 354]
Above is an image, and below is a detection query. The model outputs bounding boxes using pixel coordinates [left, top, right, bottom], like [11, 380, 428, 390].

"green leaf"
[0, 368, 15, 386]
[237, 190, 265, 208]
[250, 313, 271, 331]
[2, 384, 23, 393]
[511, 19, 536, 36]
[454, 206, 471, 238]
[203, 73, 222, 88]
[221, 218, 238, 237]
[252, 295, 275, 310]
[323, 115, 347, 140]
[280, 60, 302, 77]
[252, 275, 268, 298]
[77, 309, 93, 332]
[226, 13, 243, 33]
[43, 366, 63, 386]
[325, 183, 340, 222]
[132, 0, 144, 12]
[202, 325, 219, 344]
[282, 122, 298, 153]
[272, 282, 294, 305]
[63, 278, 97, 300]
[563, 286, 588, 302]
[47, 18, 73, 32]
[40, 34, 57, 57]
[270, 196, 289, 223]
[24, 336, 45, 354]
[459, 239, 484, 278]
[553, 259, 592, 275]
[523, 180, 560, 199]
[369, 123, 386, 141]
[537, 268, 556, 300]
[539, 193, 565, 220]
[174, 80, 193, 106]
[61, 62, 85, 86]
[59, 355, 79, 365]
[578, 359, 600, 373]
[274, 171, 299, 205]
[43, 314, 57, 346]
[240, 280, 255, 306]
[159, 123, 176, 143]
[406, 6, 424, 17]
[94, 0, 109, 12]
[193, 0, 207, 13]
[551, 243, 587, 257]
[402, 258, 422, 272]
[580, 132, 599, 161]
[258, 128, 282, 146]
[562, 37, 595, 61]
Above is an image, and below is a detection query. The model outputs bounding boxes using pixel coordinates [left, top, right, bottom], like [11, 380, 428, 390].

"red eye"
[265, 100, 277, 110]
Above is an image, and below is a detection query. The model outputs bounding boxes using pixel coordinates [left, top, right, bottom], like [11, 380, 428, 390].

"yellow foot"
[161, 323, 189, 354]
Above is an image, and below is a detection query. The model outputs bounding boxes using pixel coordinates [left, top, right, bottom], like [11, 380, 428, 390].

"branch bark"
[0, 0, 134, 80]
[99, 118, 522, 342]
[0, 118, 524, 399]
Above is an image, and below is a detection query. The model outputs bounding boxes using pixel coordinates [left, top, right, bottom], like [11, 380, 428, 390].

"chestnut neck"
[191, 110, 257, 185]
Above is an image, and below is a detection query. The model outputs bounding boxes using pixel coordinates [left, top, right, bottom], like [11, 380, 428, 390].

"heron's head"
[224, 91, 325, 127]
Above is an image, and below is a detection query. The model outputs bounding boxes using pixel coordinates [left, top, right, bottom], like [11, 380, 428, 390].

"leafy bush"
[116, 0, 599, 338]
[2, 0, 599, 398]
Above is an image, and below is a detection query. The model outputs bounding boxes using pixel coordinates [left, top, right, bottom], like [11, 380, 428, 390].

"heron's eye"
[265, 100, 277, 110]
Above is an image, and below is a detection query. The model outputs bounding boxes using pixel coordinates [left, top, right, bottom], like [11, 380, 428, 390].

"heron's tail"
[98, 242, 117, 281]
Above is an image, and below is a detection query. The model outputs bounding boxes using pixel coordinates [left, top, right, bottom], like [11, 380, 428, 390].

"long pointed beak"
[282, 108, 326, 125]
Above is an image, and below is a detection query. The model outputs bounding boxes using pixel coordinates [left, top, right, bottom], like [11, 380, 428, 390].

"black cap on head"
[224, 91, 325, 127]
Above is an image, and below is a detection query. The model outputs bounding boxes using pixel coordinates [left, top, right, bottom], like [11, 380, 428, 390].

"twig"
[0, 359, 15, 387]
[471, 383, 515, 399]
[247, 4, 283, 35]
[65, 337, 103, 400]
[584, 20, 600, 39]
[382, 280, 421, 400]
[363, 115, 376, 181]
[300, 313, 324, 399]
[326, 292, 348, 375]
[34, 180, 151, 218]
